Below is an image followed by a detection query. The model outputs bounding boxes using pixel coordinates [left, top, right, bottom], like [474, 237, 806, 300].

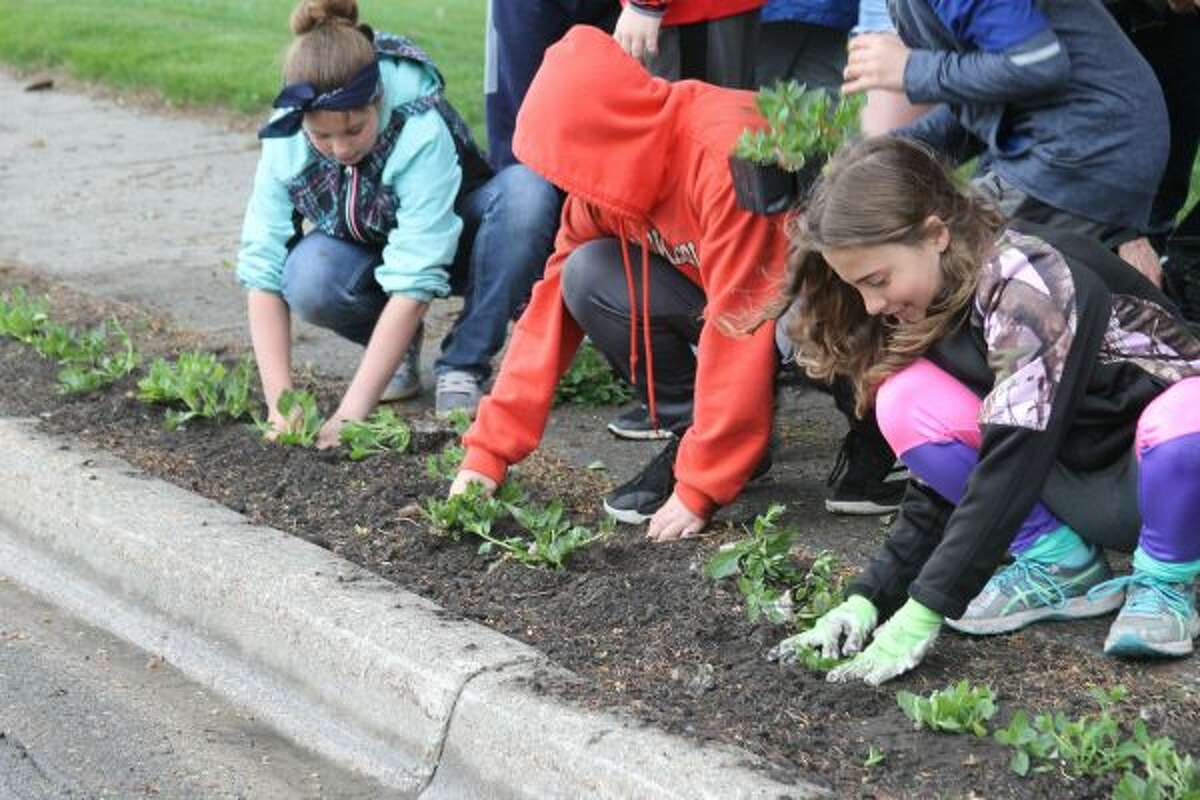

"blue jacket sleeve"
[375, 109, 464, 302]
[236, 137, 304, 294]
[903, 1, 1069, 105]
[894, 104, 983, 164]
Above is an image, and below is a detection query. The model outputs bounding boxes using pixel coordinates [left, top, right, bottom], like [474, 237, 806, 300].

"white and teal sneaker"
[946, 548, 1123, 635]
[1091, 575, 1200, 658]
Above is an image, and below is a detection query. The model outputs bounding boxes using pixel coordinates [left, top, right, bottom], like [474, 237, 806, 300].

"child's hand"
[843, 33, 910, 95]
[316, 415, 349, 450]
[646, 492, 706, 542]
[1117, 237, 1163, 287]
[826, 598, 942, 686]
[613, 5, 662, 65]
[449, 469, 497, 497]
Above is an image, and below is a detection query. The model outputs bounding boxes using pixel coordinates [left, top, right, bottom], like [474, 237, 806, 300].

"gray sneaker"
[380, 324, 424, 402]
[1092, 574, 1200, 658]
[946, 548, 1123, 635]
[435, 369, 482, 419]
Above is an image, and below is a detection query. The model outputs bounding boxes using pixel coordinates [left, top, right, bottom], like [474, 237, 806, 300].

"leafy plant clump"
[258, 388, 323, 447]
[137, 350, 255, 430]
[554, 340, 633, 407]
[705, 504, 844, 626]
[897, 680, 997, 737]
[734, 80, 864, 172]
[339, 407, 412, 461]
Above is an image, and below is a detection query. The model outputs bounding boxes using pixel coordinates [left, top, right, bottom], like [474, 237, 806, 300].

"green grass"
[0, 0, 486, 133]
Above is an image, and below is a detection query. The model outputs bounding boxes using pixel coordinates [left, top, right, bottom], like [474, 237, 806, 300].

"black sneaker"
[606, 404, 674, 440]
[603, 438, 679, 523]
[825, 429, 908, 515]
[603, 438, 773, 524]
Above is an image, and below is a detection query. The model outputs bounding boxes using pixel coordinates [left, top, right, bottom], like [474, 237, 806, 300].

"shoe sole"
[380, 386, 421, 403]
[946, 591, 1125, 636]
[606, 423, 674, 441]
[824, 498, 900, 516]
[602, 499, 657, 525]
[1104, 615, 1200, 658]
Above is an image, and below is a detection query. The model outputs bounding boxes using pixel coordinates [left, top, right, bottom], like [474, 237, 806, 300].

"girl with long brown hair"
[770, 137, 1200, 685]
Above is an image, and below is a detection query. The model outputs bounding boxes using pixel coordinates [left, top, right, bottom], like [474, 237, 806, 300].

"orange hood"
[513, 25, 675, 221]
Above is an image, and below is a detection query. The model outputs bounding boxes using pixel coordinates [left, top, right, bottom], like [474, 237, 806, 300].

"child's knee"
[876, 359, 981, 455]
[1137, 377, 1200, 456]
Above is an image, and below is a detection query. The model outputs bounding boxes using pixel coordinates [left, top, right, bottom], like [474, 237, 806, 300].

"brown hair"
[283, 0, 375, 92]
[764, 137, 1004, 416]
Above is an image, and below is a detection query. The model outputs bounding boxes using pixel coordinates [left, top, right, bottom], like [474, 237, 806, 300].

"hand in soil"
[449, 468, 498, 497]
[771, 594, 878, 662]
[646, 492, 706, 542]
[263, 410, 299, 442]
[316, 416, 348, 450]
[827, 598, 942, 686]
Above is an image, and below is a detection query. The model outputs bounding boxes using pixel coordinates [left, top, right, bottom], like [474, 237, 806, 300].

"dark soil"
[3, 264, 1198, 800]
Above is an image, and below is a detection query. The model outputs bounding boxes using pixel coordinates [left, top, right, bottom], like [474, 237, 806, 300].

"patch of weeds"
[339, 407, 411, 461]
[137, 351, 255, 429]
[554, 340, 632, 407]
[54, 319, 140, 395]
[706, 505, 843, 626]
[258, 389, 323, 447]
[897, 680, 997, 737]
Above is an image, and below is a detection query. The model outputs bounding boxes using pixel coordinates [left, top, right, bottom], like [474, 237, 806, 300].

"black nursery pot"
[728, 155, 827, 215]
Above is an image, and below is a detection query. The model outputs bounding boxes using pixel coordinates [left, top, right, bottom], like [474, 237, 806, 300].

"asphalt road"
[0, 577, 389, 800]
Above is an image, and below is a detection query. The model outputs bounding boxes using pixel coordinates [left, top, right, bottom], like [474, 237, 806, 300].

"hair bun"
[289, 0, 359, 35]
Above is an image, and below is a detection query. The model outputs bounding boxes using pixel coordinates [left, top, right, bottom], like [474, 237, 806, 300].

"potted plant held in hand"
[730, 81, 864, 215]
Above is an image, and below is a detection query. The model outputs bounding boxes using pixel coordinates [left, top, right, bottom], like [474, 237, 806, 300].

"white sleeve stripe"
[1008, 42, 1062, 67]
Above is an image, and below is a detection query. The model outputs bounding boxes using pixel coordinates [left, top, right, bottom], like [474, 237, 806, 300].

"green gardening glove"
[826, 598, 942, 686]
[769, 594, 879, 663]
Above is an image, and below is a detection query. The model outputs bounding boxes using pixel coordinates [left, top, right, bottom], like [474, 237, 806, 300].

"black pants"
[560, 239, 703, 433]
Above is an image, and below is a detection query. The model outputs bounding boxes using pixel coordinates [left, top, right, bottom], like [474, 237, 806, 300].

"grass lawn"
[0, 0, 487, 133]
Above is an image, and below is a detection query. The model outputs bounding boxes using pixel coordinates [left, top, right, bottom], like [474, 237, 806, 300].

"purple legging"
[875, 358, 1200, 562]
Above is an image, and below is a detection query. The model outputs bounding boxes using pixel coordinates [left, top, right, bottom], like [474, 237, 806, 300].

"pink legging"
[876, 358, 1200, 562]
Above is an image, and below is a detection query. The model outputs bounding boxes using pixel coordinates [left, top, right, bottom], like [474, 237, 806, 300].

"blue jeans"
[280, 164, 560, 379]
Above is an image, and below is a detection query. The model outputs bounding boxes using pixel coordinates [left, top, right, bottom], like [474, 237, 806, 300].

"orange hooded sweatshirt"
[461, 25, 787, 519]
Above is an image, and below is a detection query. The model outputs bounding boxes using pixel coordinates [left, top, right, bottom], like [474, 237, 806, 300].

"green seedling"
[863, 746, 887, 768]
[490, 499, 610, 569]
[554, 340, 632, 407]
[897, 680, 997, 737]
[0, 288, 50, 343]
[1114, 722, 1200, 800]
[787, 644, 846, 674]
[339, 407, 412, 461]
[734, 81, 864, 171]
[444, 407, 473, 435]
[259, 388, 323, 447]
[423, 481, 509, 540]
[994, 685, 1140, 779]
[706, 505, 807, 623]
[426, 442, 466, 481]
[53, 319, 140, 395]
[137, 351, 254, 429]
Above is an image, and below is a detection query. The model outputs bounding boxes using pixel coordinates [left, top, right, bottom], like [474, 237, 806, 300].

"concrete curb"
[0, 419, 826, 798]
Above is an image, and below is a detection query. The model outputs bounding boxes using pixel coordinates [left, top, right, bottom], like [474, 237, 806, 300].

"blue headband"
[258, 58, 381, 139]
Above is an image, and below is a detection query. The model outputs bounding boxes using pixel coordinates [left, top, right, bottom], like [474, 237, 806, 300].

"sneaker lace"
[1088, 574, 1193, 618]
[994, 557, 1070, 609]
[437, 370, 478, 395]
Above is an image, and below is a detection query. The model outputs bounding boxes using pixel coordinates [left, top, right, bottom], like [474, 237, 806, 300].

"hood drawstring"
[617, 219, 661, 432]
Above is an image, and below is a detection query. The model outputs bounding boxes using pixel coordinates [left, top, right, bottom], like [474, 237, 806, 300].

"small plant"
[1114, 723, 1200, 800]
[734, 81, 864, 172]
[423, 481, 509, 540]
[706, 505, 804, 623]
[426, 442, 466, 480]
[339, 407, 411, 461]
[994, 685, 1140, 779]
[137, 351, 254, 429]
[54, 319, 140, 395]
[554, 340, 633, 407]
[492, 499, 611, 569]
[863, 746, 887, 768]
[897, 680, 997, 737]
[0, 288, 50, 343]
[444, 407, 473, 435]
[787, 644, 846, 674]
[259, 389, 323, 447]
